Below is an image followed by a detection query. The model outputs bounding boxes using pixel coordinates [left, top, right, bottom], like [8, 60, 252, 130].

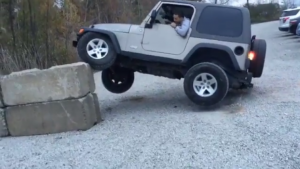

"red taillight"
[283, 17, 289, 23]
[248, 51, 255, 61]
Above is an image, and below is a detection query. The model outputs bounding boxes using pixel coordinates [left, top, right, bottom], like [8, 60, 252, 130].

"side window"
[196, 6, 243, 37]
[154, 4, 194, 25]
[155, 6, 168, 24]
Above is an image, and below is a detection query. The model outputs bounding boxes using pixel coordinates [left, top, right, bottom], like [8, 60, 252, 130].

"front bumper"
[72, 29, 85, 47]
[72, 41, 77, 47]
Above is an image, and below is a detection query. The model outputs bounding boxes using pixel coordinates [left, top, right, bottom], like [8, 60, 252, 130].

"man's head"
[173, 11, 184, 24]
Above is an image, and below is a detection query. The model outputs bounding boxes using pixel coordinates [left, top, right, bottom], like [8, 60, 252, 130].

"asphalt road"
[1, 21, 300, 169]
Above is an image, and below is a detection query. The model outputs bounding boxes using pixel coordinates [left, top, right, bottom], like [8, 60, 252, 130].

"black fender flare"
[77, 27, 121, 54]
[182, 43, 241, 70]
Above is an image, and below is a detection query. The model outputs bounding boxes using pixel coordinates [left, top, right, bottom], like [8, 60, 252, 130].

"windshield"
[282, 9, 300, 17]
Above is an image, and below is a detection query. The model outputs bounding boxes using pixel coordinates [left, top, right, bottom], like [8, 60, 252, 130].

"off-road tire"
[249, 39, 266, 78]
[102, 67, 134, 94]
[77, 32, 117, 71]
[184, 62, 229, 107]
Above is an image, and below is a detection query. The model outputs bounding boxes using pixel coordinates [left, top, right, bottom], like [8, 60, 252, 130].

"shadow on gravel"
[286, 36, 299, 39]
[274, 34, 295, 39]
[279, 34, 294, 37]
[102, 88, 254, 116]
[202, 89, 253, 113]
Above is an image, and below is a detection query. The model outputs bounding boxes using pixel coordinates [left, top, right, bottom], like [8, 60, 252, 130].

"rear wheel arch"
[182, 44, 241, 70]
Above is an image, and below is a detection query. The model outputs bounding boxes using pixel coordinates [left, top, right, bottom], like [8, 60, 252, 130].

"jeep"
[73, 0, 267, 108]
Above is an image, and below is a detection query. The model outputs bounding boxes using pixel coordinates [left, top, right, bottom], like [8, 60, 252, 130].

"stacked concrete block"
[0, 109, 8, 137]
[0, 62, 102, 137]
[0, 77, 7, 137]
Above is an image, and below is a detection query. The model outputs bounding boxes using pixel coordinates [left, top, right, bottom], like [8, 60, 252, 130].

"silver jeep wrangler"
[73, 0, 267, 107]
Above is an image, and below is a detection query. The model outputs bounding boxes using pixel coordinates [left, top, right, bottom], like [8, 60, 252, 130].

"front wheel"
[184, 62, 229, 107]
[102, 67, 135, 94]
[77, 32, 117, 71]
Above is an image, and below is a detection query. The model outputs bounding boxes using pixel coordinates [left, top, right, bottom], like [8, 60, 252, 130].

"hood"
[92, 23, 132, 33]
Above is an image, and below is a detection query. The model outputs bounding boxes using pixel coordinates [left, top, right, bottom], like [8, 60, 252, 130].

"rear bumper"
[278, 27, 289, 31]
[245, 58, 251, 69]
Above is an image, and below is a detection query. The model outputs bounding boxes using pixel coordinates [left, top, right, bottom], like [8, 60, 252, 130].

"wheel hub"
[86, 38, 109, 59]
[193, 73, 218, 97]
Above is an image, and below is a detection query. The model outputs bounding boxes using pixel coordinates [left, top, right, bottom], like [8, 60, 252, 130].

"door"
[142, 23, 190, 55]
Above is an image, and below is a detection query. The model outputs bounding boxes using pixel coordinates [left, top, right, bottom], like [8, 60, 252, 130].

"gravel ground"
[1, 21, 300, 169]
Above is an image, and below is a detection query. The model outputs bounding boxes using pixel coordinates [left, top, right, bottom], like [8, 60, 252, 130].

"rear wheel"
[77, 32, 117, 71]
[102, 67, 134, 94]
[249, 39, 267, 78]
[184, 62, 229, 107]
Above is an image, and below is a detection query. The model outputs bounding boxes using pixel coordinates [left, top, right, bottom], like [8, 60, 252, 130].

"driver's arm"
[175, 18, 190, 37]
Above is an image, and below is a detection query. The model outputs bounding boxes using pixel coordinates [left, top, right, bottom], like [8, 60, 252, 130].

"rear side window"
[281, 10, 300, 17]
[196, 6, 243, 37]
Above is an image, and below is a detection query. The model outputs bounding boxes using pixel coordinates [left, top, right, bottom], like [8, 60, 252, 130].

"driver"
[170, 11, 190, 37]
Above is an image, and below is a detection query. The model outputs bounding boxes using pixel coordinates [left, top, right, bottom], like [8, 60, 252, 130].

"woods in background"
[0, 0, 283, 74]
[246, 3, 282, 23]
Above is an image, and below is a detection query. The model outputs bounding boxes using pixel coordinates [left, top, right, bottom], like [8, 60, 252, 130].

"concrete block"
[0, 109, 8, 137]
[5, 93, 99, 136]
[91, 93, 103, 122]
[0, 92, 3, 108]
[0, 76, 4, 108]
[1, 62, 95, 106]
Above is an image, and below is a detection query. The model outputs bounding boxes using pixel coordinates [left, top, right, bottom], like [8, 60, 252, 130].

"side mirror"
[146, 10, 157, 29]
[150, 10, 157, 19]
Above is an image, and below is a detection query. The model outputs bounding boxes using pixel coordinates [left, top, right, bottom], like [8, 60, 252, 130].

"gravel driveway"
[1, 21, 300, 169]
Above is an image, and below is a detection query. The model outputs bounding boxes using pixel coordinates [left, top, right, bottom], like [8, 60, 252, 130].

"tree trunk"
[7, 0, 16, 56]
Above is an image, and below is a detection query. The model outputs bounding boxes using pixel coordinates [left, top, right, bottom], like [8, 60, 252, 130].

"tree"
[281, 0, 296, 9]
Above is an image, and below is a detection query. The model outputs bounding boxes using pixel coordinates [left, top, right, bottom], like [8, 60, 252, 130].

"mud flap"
[217, 64, 253, 89]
